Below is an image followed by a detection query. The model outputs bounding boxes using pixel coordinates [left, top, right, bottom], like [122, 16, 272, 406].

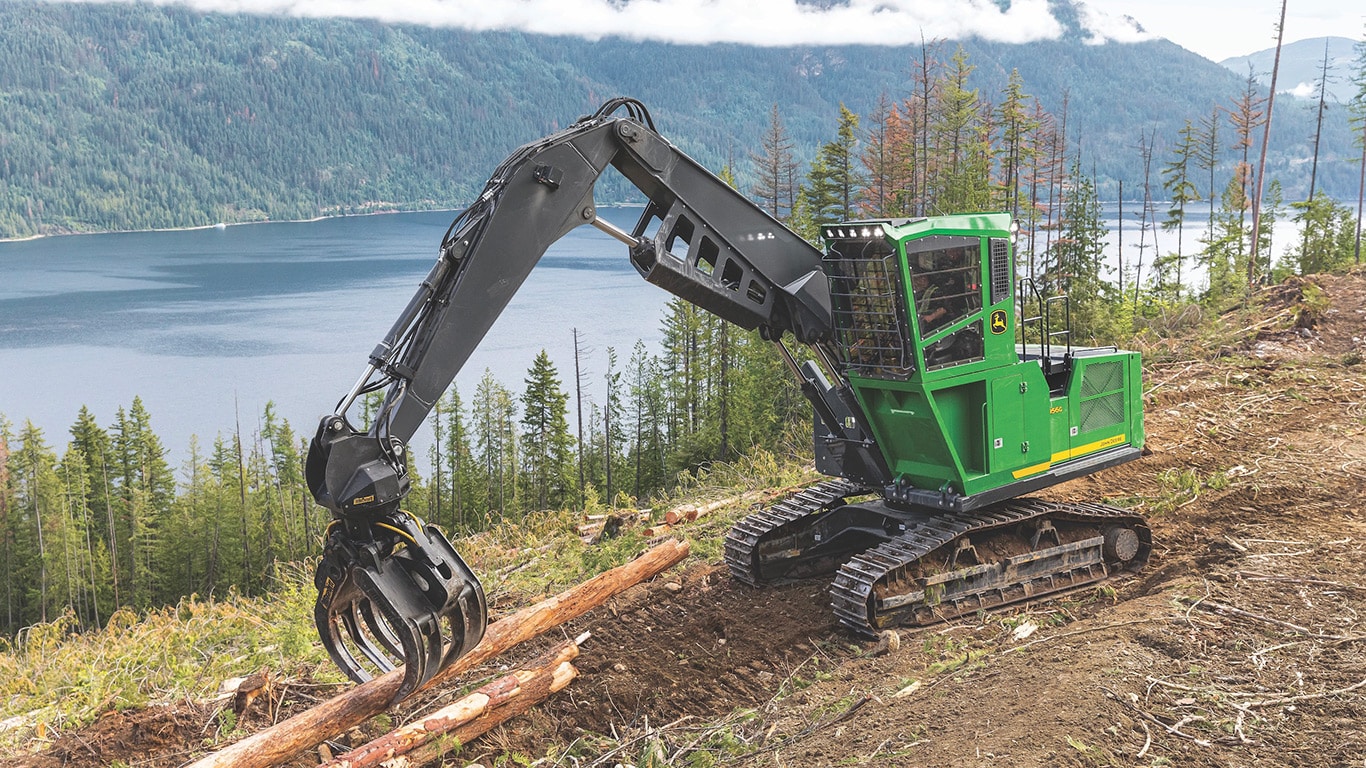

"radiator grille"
[1081, 392, 1126, 432]
[1080, 361, 1122, 397]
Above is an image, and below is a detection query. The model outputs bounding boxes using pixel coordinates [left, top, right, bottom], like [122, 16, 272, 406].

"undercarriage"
[724, 480, 1151, 636]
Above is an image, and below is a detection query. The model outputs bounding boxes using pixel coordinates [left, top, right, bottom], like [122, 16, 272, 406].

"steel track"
[725, 484, 1150, 637]
[723, 479, 871, 586]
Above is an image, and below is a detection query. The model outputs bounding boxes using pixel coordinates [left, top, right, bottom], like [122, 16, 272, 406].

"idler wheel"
[1102, 526, 1141, 564]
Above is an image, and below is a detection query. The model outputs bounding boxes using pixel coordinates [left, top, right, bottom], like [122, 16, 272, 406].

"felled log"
[187, 538, 689, 768]
[577, 510, 651, 541]
[663, 504, 698, 526]
[319, 637, 583, 768]
[663, 491, 765, 525]
[401, 659, 576, 766]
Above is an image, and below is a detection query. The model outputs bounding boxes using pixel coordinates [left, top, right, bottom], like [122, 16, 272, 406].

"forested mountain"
[1222, 36, 1360, 104]
[0, 0, 1357, 239]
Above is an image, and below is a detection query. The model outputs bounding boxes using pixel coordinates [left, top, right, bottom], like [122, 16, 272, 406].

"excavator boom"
[305, 99, 886, 701]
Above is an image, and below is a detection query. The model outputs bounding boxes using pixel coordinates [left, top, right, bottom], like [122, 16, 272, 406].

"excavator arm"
[306, 99, 887, 701]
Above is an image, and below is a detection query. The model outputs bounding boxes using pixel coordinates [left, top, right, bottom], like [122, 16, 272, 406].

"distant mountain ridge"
[0, 1, 1355, 239]
[1221, 36, 1360, 103]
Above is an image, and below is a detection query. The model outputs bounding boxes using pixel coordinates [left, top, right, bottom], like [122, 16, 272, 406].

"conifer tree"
[858, 93, 908, 217]
[112, 398, 174, 607]
[1049, 162, 1115, 341]
[68, 406, 120, 606]
[931, 47, 991, 215]
[57, 444, 101, 627]
[1194, 107, 1222, 242]
[440, 386, 482, 532]
[1227, 70, 1266, 278]
[0, 421, 16, 631]
[995, 69, 1038, 219]
[626, 340, 667, 499]
[1021, 104, 1060, 281]
[750, 104, 798, 220]
[1202, 175, 1254, 304]
[1159, 119, 1201, 300]
[520, 351, 574, 511]
[602, 347, 629, 503]
[910, 37, 943, 215]
[1286, 192, 1357, 274]
[799, 105, 863, 238]
[11, 423, 65, 625]
[1349, 29, 1366, 263]
[472, 370, 517, 524]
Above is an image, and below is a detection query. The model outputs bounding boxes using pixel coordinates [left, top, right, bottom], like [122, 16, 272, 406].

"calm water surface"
[0, 208, 669, 458]
[1, 202, 1299, 461]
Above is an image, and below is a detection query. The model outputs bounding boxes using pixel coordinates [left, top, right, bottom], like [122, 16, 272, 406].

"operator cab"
[821, 215, 1012, 383]
[816, 214, 1143, 511]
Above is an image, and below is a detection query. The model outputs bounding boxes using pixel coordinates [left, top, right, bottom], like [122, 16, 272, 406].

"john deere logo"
[990, 309, 1008, 335]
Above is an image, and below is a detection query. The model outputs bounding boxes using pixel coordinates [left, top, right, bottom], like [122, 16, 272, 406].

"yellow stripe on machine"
[1011, 434, 1127, 479]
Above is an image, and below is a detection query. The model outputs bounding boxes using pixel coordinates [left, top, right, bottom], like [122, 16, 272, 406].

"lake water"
[0, 207, 671, 460]
[0, 202, 1300, 463]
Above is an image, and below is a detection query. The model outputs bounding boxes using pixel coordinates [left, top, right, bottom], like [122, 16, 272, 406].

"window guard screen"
[824, 238, 914, 378]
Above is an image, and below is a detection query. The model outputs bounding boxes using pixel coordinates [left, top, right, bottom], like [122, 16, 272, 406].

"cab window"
[907, 237, 984, 369]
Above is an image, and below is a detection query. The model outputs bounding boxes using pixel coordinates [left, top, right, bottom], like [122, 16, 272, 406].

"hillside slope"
[8, 269, 1366, 767]
[1, 1, 1355, 239]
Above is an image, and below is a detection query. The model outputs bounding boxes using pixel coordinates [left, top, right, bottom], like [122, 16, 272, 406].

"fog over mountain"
[1221, 36, 1361, 104]
[57, 0, 1150, 46]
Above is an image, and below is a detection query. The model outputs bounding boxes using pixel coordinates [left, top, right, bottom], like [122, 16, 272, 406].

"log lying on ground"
[402, 657, 576, 767]
[664, 492, 762, 525]
[188, 538, 689, 768]
[320, 637, 584, 768]
[644, 487, 814, 538]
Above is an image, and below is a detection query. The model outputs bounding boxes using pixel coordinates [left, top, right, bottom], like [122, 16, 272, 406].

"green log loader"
[305, 98, 1149, 701]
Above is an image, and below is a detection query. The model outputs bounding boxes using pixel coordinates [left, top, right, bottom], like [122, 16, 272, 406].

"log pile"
[318, 637, 585, 768]
[187, 538, 689, 768]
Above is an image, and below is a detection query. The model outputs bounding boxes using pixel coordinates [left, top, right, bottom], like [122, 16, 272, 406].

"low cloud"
[71, 0, 1153, 47]
[1074, 1, 1152, 45]
[1283, 81, 1316, 98]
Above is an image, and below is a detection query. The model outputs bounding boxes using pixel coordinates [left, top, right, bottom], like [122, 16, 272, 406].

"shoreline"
[0, 206, 457, 244]
[0, 202, 658, 244]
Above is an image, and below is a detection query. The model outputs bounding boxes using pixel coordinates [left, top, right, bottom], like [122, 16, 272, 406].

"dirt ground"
[17, 271, 1366, 767]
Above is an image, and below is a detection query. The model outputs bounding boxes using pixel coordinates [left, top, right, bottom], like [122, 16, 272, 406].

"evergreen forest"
[0, 0, 1360, 239]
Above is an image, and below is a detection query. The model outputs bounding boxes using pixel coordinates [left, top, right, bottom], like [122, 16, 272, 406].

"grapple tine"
[338, 596, 400, 674]
[314, 567, 390, 684]
[354, 561, 443, 700]
[356, 597, 406, 660]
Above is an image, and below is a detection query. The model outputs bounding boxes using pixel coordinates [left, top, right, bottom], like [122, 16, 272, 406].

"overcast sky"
[75, 0, 1364, 62]
[1086, 0, 1364, 62]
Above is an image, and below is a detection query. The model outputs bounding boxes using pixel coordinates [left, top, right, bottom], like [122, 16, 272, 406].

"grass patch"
[0, 445, 821, 758]
[0, 562, 337, 754]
